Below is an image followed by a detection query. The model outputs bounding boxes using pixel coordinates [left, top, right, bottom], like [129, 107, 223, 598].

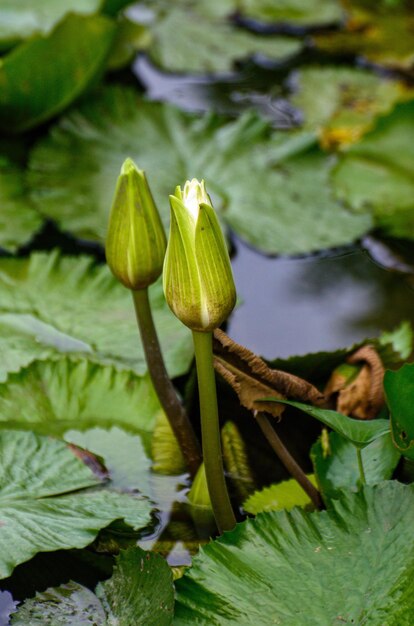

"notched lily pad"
[28, 85, 372, 255]
[239, 0, 343, 27]
[243, 474, 317, 514]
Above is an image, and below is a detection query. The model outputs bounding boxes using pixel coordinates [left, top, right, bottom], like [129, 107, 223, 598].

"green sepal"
[106, 158, 166, 290]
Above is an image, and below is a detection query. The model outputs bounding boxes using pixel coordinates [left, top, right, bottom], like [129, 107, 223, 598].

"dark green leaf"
[312, 431, 400, 497]
[384, 363, 414, 459]
[261, 398, 390, 447]
[11, 547, 174, 625]
[0, 14, 116, 132]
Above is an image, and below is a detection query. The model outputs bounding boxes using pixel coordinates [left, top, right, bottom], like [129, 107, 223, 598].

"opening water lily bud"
[106, 158, 167, 290]
[163, 179, 236, 332]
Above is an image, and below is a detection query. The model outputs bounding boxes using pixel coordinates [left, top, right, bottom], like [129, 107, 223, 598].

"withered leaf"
[213, 329, 325, 419]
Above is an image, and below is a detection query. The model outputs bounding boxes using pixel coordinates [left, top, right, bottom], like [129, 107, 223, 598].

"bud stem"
[255, 411, 323, 510]
[132, 288, 202, 478]
[192, 330, 236, 533]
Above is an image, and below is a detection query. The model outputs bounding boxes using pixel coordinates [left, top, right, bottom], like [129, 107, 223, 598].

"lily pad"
[240, 0, 343, 27]
[0, 0, 101, 47]
[0, 251, 193, 379]
[11, 547, 174, 625]
[0, 154, 43, 252]
[314, 0, 414, 70]
[146, 4, 301, 74]
[0, 357, 160, 436]
[0, 430, 152, 579]
[384, 363, 414, 459]
[0, 13, 117, 133]
[175, 482, 414, 624]
[263, 398, 390, 447]
[28, 85, 372, 254]
[290, 66, 412, 149]
[311, 431, 400, 498]
[243, 474, 317, 514]
[333, 101, 414, 239]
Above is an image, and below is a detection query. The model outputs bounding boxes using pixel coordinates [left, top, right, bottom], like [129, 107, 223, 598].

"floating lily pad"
[0, 13, 117, 133]
[0, 430, 152, 579]
[11, 547, 174, 625]
[28, 85, 372, 254]
[0, 154, 43, 252]
[240, 0, 343, 27]
[146, 4, 301, 74]
[0, 251, 193, 379]
[243, 474, 317, 514]
[290, 66, 412, 149]
[312, 431, 400, 498]
[333, 101, 414, 240]
[0, 0, 101, 47]
[0, 357, 160, 435]
[314, 0, 414, 70]
[175, 482, 414, 624]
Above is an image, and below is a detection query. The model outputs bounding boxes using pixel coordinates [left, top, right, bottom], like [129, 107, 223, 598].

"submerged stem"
[356, 447, 366, 485]
[132, 288, 201, 478]
[255, 411, 323, 510]
[193, 330, 236, 533]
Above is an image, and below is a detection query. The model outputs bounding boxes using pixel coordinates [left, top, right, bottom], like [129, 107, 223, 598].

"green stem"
[356, 447, 366, 485]
[192, 330, 236, 533]
[132, 289, 201, 478]
[255, 412, 324, 510]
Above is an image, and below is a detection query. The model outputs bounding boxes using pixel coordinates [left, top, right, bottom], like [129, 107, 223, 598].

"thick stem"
[193, 330, 236, 533]
[132, 289, 201, 478]
[255, 411, 323, 510]
[356, 447, 366, 485]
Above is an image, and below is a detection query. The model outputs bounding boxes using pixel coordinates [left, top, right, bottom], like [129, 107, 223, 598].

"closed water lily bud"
[163, 179, 236, 331]
[106, 158, 167, 290]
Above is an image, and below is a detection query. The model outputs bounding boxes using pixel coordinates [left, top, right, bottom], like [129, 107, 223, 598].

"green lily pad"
[314, 0, 414, 70]
[290, 65, 412, 149]
[262, 399, 390, 448]
[11, 547, 174, 625]
[243, 474, 317, 514]
[0, 154, 43, 252]
[146, 4, 301, 74]
[28, 85, 372, 254]
[0, 13, 117, 133]
[312, 431, 400, 498]
[175, 482, 414, 624]
[384, 363, 414, 459]
[0, 357, 160, 436]
[0, 430, 152, 579]
[240, 0, 343, 26]
[0, 0, 101, 47]
[0, 251, 193, 379]
[333, 101, 414, 239]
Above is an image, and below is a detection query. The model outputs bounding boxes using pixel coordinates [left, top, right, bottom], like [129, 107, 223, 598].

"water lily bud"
[106, 158, 167, 290]
[163, 179, 236, 332]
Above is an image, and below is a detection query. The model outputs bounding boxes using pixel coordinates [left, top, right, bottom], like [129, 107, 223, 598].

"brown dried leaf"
[327, 345, 385, 420]
[213, 329, 325, 418]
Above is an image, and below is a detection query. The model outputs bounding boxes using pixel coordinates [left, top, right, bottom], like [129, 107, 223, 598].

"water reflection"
[228, 239, 414, 359]
[0, 591, 17, 626]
